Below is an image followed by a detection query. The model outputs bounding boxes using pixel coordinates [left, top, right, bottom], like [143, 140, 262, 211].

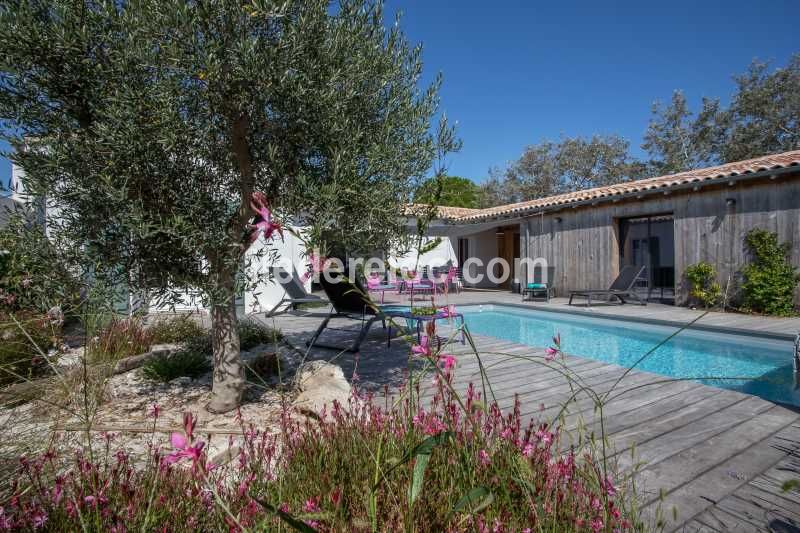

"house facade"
[430, 150, 800, 306]
[9, 150, 800, 313]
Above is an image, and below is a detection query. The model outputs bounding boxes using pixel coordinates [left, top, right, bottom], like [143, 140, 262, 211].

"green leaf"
[781, 479, 800, 493]
[449, 486, 494, 519]
[374, 431, 453, 491]
[252, 496, 318, 533]
[409, 451, 431, 505]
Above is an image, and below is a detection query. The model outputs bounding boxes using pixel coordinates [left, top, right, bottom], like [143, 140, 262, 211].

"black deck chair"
[265, 266, 330, 316]
[305, 270, 389, 353]
[568, 265, 647, 306]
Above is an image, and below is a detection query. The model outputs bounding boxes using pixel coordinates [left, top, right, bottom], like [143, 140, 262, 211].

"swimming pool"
[459, 305, 800, 407]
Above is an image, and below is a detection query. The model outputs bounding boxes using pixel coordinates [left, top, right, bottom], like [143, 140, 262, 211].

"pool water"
[459, 305, 800, 407]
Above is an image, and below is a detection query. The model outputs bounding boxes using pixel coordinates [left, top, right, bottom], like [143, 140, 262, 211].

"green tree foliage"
[0, 212, 83, 313]
[643, 55, 800, 170]
[642, 91, 724, 174]
[414, 175, 480, 208]
[741, 229, 799, 316]
[481, 134, 646, 205]
[723, 55, 800, 162]
[684, 262, 722, 309]
[0, 0, 456, 411]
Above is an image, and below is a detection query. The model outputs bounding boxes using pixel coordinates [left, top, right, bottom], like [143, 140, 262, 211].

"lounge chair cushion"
[526, 283, 547, 289]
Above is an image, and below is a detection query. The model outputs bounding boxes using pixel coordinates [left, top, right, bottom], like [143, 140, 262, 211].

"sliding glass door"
[619, 214, 675, 303]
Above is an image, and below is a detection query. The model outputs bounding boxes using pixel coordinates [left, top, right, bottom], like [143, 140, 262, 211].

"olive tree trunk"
[206, 270, 245, 413]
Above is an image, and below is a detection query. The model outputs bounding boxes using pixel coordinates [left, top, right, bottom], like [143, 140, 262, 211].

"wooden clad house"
[428, 150, 800, 306]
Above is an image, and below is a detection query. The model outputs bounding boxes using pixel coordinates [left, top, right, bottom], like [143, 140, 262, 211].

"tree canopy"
[643, 54, 800, 173]
[0, 0, 457, 411]
[414, 175, 480, 208]
[480, 134, 646, 205]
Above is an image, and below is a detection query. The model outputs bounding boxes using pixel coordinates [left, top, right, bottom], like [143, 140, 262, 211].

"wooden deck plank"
[259, 295, 800, 532]
[638, 407, 799, 527]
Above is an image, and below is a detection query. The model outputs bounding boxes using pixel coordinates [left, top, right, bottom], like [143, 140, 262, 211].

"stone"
[169, 376, 192, 386]
[292, 361, 352, 418]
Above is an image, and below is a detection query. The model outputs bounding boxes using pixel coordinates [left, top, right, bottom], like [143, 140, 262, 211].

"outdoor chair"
[366, 273, 399, 304]
[307, 270, 411, 353]
[568, 265, 647, 307]
[522, 266, 556, 302]
[265, 266, 330, 316]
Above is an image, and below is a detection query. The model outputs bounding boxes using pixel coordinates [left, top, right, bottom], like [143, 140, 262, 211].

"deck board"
[257, 290, 800, 531]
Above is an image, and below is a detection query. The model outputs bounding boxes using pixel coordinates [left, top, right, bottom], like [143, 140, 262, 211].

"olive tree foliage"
[0, 0, 457, 411]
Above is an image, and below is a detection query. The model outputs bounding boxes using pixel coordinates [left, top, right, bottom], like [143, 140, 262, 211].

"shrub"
[0, 311, 58, 386]
[238, 320, 282, 351]
[142, 349, 211, 382]
[147, 315, 207, 345]
[2, 378, 642, 531]
[87, 316, 154, 364]
[684, 262, 722, 308]
[741, 229, 799, 316]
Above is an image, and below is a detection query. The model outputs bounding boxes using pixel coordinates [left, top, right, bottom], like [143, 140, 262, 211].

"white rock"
[292, 361, 352, 418]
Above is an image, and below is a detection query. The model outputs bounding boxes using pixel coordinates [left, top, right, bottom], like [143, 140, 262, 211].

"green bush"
[684, 262, 722, 308]
[142, 349, 211, 382]
[147, 315, 207, 344]
[0, 311, 58, 386]
[741, 229, 799, 316]
[238, 320, 281, 351]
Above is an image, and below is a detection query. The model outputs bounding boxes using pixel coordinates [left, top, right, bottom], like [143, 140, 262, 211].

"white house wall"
[243, 226, 310, 315]
[388, 235, 456, 272]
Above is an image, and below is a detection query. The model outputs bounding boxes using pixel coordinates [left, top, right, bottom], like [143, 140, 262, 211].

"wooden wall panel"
[519, 174, 800, 306]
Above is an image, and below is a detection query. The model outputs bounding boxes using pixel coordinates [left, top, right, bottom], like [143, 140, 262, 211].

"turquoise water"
[460, 305, 800, 407]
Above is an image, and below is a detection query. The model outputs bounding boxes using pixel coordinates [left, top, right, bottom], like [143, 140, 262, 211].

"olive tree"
[0, 0, 457, 412]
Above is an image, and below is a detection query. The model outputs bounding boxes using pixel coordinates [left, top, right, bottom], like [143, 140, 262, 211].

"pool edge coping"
[464, 301, 797, 342]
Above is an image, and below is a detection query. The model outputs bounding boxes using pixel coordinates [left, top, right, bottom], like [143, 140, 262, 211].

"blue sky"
[382, 0, 799, 181]
[2, 0, 798, 189]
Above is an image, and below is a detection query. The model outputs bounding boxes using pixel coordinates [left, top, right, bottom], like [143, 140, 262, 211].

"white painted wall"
[243, 225, 310, 315]
[388, 235, 457, 273]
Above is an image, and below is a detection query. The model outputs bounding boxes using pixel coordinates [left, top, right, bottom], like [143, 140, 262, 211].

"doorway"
[618, 214, 675, 303]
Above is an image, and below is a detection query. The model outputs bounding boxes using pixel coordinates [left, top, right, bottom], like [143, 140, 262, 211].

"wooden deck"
[255, 291, 800, 532]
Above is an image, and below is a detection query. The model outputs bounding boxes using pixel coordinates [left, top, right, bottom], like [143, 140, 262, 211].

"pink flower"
[545, 347, 558, 361]
[522, 443, 534, 457]
[247, 192, 283, 244]
[329, 487, 342, 507]
[603, 476, 618, 496]
[163, 413, 206, 470]
[301, 253, 329, 282]
[411, 336, 432, 357]
[438, 354, 456, 371]
[590, 517, 604, 532]
[478, 449, 490, 466]
[149, 403, 160, 419]
[439, 304, 457, 317]
[303, 497, 320, 513]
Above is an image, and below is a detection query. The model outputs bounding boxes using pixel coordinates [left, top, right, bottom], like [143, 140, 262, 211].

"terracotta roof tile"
[456, 150, 800, 222]
[405, 203, 483, 219]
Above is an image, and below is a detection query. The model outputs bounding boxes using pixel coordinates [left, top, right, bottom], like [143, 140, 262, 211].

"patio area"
[255, 289, 800, 532]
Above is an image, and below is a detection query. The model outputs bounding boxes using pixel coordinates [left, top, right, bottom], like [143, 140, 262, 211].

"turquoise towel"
[526, 283, 547, 289]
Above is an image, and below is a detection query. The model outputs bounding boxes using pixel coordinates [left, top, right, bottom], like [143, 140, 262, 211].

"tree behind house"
[480, 134, 646, 205]
[0, 0, 456, 412]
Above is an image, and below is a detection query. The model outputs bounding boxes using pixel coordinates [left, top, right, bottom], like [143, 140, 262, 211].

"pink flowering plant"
[0, 287, 649, 531]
